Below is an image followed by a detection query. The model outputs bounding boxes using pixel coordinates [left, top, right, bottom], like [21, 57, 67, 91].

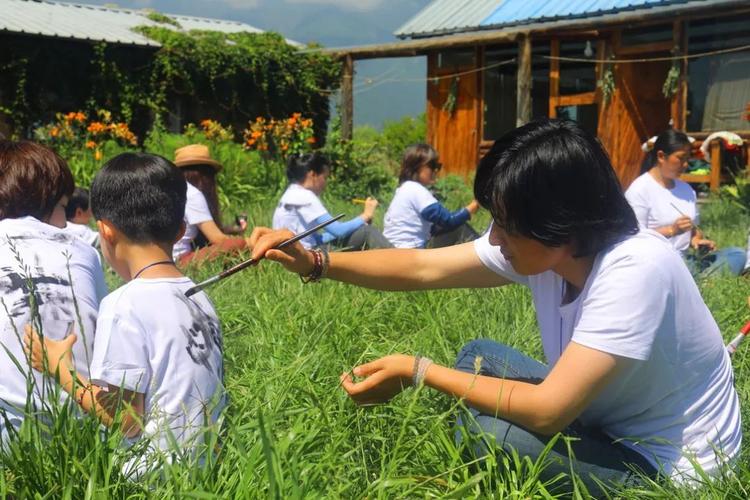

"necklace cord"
[132, 260, 175, 280]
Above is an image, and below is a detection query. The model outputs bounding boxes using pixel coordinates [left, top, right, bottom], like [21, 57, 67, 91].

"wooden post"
[516, 35, 532, 127]
[549, 39, 559, 118]
[340, 54, 354, 141]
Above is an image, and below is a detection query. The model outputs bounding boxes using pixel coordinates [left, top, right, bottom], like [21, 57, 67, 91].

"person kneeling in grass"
[250, 119, 741, 495]
[24, 152, 225, 475]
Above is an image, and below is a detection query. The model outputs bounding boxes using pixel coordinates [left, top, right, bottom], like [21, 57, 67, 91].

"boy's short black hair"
[91, 152, 186, 244]
[474, 118, 638, 257]
[65, 187, 90, 220]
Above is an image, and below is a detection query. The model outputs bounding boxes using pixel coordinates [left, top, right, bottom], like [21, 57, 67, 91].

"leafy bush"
[242, 113, 316, 160]
[379, 113, 427, 163]
[323, 122, 396, 200]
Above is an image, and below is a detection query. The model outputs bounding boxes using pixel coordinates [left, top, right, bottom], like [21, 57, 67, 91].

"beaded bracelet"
[300, 250, 323, 283]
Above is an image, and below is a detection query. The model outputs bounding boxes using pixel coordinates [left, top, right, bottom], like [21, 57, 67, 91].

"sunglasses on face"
[428, 160, 443, 172]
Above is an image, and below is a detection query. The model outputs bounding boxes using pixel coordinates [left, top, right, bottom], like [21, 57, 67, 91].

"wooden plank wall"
[426, 52, 481, 179]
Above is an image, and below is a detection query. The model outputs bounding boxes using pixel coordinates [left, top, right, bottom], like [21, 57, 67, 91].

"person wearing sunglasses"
[383, 144, 479, 248]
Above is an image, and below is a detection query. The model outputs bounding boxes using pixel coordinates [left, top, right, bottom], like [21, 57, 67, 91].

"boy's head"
[91, 153, 186, 265]
[65, 187, 93, 224]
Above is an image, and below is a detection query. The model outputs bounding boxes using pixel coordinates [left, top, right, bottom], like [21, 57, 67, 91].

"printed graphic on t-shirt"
[175, 293, 223, 377]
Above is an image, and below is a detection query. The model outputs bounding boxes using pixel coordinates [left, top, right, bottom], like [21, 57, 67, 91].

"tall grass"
[1, 196, 749, 498]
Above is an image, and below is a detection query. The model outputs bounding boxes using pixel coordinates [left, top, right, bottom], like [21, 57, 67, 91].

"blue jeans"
[685, 246, 746, 277]
[454, 339, 658, 496]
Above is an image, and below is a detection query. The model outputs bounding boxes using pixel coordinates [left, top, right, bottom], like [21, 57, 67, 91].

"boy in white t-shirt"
[24, 152, 225, 474]
[63, 187, 99, 247]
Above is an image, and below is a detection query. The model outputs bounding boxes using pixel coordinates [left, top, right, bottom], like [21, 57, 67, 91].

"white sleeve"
[90, 310, 150, 393]
[473, 231, 529, 285]
[186, 189, 214, 226]
[297, 192, 329, 224]
[411, 183, 439, 212]
[573, 254, 667, 361]
[624, 185, 649, 229]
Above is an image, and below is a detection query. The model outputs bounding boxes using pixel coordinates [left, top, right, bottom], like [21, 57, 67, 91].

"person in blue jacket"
[272, 152, 392, 250]
[384, 144, 479, 248]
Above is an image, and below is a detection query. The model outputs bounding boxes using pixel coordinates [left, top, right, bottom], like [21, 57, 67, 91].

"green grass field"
[2, 196, 750, 498]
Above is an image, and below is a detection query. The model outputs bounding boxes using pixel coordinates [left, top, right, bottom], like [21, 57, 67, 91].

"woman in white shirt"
[250, 120, 741, 495]
[273, 152, 391, 250]
[172, 144, 253, 264]
[384, 144, 479, 248]
[0, 140, 106, 442]
[625, 129, 745, 276]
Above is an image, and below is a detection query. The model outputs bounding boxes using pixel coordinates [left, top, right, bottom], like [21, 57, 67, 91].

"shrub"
[379, 113, 427, 163]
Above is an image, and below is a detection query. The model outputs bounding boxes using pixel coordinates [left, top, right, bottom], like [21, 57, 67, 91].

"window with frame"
[686, 14, 750, 132]
[482, 43, 550, 141]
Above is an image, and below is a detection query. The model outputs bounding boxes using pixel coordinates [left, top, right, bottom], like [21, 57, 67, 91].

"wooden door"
[597, 31, 674, 187]
[426, 53, 480, 179]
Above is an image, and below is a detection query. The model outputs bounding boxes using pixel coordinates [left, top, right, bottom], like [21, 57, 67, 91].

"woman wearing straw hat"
[173, 144, 252, 264]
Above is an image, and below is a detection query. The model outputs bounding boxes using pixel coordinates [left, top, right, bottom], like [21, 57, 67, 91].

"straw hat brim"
[174, 158, 223, 171]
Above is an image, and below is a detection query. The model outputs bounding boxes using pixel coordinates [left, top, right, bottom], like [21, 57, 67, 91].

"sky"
[79, 0, 431, 128]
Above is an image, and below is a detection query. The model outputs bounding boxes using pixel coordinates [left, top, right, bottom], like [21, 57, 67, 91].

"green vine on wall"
[442, 77, 459, 116]
[0, 20, 340, 140]
[145, 11, 181, 28]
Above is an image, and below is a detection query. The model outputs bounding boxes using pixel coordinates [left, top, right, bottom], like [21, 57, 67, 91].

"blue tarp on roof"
[395, 0, 707, 38]
[480, 0, 689, 28]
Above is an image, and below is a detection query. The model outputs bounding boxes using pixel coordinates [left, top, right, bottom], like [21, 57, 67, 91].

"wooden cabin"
[331, 0, 750, 189]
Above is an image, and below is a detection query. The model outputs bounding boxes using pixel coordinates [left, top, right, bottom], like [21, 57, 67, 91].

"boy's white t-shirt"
[63, 221, 99, 247]
[0, 216, 106, 434]
[173, 184, 214, 260]
[383, 181, 439, 248]
[90, 277, 225, 463]
[625, 173, 697, 252]
[272, 184, 329, 249]
[473, 229, 741, 480]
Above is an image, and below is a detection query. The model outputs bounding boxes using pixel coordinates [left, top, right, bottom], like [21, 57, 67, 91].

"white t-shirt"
[383, 181, 439, 248]
[272, 184, 329, 249]
[90, 277, 225, 467]
[474, 230, 741, 480]
[63, 221, 99, 247]
[625, 173, 697, 252]
[173, 184, 214, 260]
[0, 216, 107, 436]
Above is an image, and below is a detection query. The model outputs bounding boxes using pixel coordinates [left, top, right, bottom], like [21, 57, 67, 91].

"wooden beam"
[549, 40, 560, 118]
[557, 92, 597, 106]
[516, 35, 532, 127]
[324, 32, 519, 60]
[340, 54, 354, 141]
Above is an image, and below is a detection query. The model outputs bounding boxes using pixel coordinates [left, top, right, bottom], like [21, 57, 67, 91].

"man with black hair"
[25, 152, 225, 476]
[63, 187, 98, 247]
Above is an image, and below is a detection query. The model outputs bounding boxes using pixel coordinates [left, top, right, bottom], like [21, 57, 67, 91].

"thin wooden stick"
[185, 214, 344, 297]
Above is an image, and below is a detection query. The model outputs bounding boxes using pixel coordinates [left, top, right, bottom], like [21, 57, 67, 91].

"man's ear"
[174, 221, 186, 244]
[75, 207, 85, 219]
[97, 219, 118, 245]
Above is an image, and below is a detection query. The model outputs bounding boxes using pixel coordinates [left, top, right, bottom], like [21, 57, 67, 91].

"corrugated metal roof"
[0, 0, 300, 47]
[395, 0, 501, 39]
[395, 0, 712, 38]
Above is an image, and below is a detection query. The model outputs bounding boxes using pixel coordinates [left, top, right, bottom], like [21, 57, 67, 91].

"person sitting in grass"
[0, 141, 106, 443]
[24, 152, 225, 475]
[272, 152, 392, 250]
[173, 144, 253, 265]
[384, 143, 479, 248]
[249, 119, 741, 495]
[63, 187, 99, 247]
[625, 129, 746, 276]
